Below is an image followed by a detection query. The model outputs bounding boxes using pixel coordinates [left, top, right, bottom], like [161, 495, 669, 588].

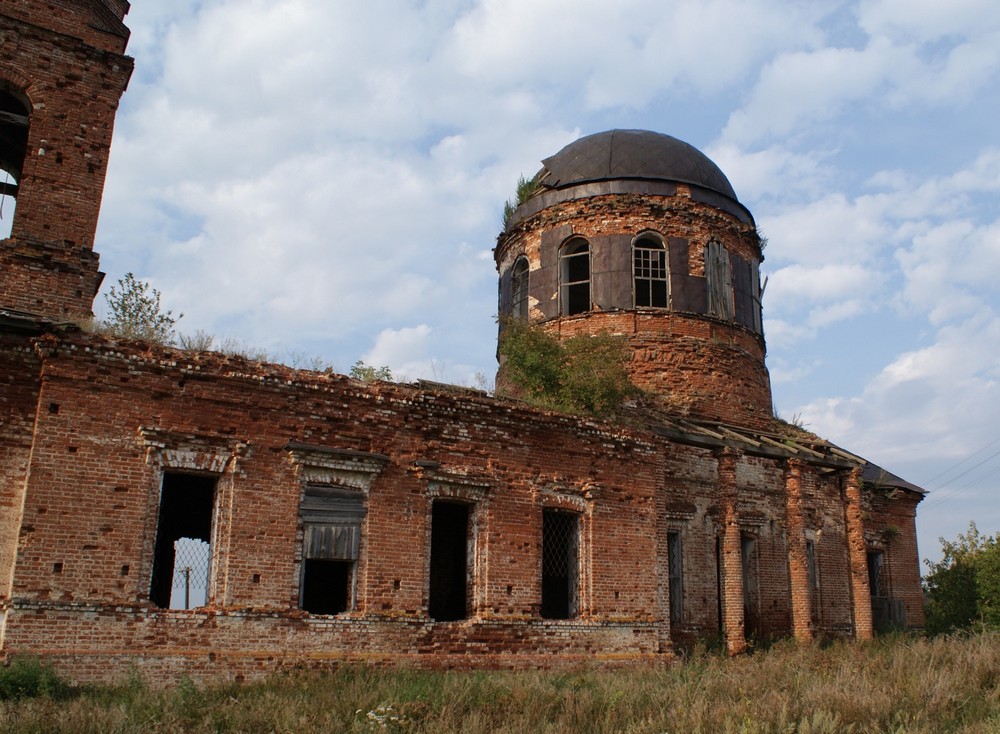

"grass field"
[2, 631, 999, 733]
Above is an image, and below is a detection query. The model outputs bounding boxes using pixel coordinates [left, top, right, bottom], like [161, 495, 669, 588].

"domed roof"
[540, 129, 738, 201]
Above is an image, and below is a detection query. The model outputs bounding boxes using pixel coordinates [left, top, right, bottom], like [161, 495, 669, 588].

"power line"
[922, 453, 1000, 511]
[922, 436, 1000, 490]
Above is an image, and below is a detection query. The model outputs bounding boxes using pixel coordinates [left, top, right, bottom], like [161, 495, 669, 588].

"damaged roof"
[539, 129, 739, 202]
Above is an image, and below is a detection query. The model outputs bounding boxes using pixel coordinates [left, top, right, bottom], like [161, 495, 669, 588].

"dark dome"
[540, 129, 738, 201]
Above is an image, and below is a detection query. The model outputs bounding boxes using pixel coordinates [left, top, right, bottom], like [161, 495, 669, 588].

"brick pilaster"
[783, 459, 813, 641]
[843, 467, 873, 640]
[717, 448, 746, 654]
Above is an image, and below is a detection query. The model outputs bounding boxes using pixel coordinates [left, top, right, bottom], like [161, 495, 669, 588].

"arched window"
[633, 234, 668, 308]
[511, 257, 529, 321]
[559, 238, 590, 315]
[0, 86, 30, 238]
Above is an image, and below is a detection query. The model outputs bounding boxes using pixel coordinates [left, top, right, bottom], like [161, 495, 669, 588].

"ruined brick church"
[1, 2, 924, 682]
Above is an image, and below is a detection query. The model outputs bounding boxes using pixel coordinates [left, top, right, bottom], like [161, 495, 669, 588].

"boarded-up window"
[705, 241, 734, 320]
[634, 236, 669, 308]
[560, 238, 590, 316]
[511, 257, 529, 321]
[750, 260, 763, 333]
[541, 509, 579, 619]
[668, 531, 683, 624]
[300, 486, 365, 615]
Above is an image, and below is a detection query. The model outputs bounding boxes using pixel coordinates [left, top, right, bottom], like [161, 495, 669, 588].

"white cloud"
[722, 38, 912, 145]
[795, 311, 1000, 466]
[363, 324, 433, 378]
[858, 0, 1000, 41]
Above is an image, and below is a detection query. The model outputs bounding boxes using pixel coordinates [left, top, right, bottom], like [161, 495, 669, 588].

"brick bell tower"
[0, 0, 133, 322]
[495, 129, 773, 428]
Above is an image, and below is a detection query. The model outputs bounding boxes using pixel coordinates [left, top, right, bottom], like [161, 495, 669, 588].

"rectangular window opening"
[149, 472, 216, 609]
[299, 486, 365, 615]
[668, 531, 683, 624]
[741, 534, 760, 638]
[541, 509, 579, 620]
[805, 538, 818, 591]
[302, 558, 353, 614]
[428, 501, 470, 621]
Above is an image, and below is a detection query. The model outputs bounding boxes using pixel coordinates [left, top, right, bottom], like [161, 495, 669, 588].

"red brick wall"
[3, 333, 665, 679]
[862, 489, 925, 629]
[0, 331, 925, 681]
[0, 3, 133, 320]
[0, 335, 42, 607]
[496, 187, 772, 427]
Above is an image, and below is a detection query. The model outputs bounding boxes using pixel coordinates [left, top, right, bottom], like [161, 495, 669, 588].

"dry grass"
[2, 631, 999, 733]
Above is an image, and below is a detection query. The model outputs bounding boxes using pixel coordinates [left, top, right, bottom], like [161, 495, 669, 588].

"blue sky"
[13, 0, 1000, 564]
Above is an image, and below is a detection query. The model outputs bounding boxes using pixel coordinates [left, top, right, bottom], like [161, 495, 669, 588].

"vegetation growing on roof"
[501, 174, 542, 227]
[497, 318, 636, 417]
[100, 272, 181, 345]
[350, 360, 394, 383]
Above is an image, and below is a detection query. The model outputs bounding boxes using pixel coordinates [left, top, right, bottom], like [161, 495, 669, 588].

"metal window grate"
[542, 510, 579, 619]
[170, 538, 210, 609]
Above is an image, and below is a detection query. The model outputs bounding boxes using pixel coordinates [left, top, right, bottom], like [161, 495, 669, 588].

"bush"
[350, 360, 393, 383]
[498, 319, 636, 417]
[101, 272, 181, 345]
[0, 656, 68, 700]
[924, 522, 1000, 634]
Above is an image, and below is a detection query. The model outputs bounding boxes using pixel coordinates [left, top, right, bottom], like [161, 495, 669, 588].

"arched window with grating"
[633, 234, 668, 308]
[511, 257, 529, 321]
[559, 238, 590, 316]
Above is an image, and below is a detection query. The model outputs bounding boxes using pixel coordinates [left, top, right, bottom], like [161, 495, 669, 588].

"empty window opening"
[560, 238, 590, 316]
[149, 473, 216, 609]
[0, 87, 29, 238]
[741, 534, 760, 638]
[428, 501, 470, 621]
[511, 257, 530, 321]
[705, 240, 734, 320]
[806, 537, 821, 622]
[541, 509, 579, 619]
[715, 535, 723, 632]
[302, 559, 352, 614]
[668, 531, 683, 624]
[300, 486, 365, 615]
[634, 236, 668, 308]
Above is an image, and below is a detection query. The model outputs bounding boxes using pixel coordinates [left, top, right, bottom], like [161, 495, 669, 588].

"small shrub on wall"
[497, 318, 636, 417]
